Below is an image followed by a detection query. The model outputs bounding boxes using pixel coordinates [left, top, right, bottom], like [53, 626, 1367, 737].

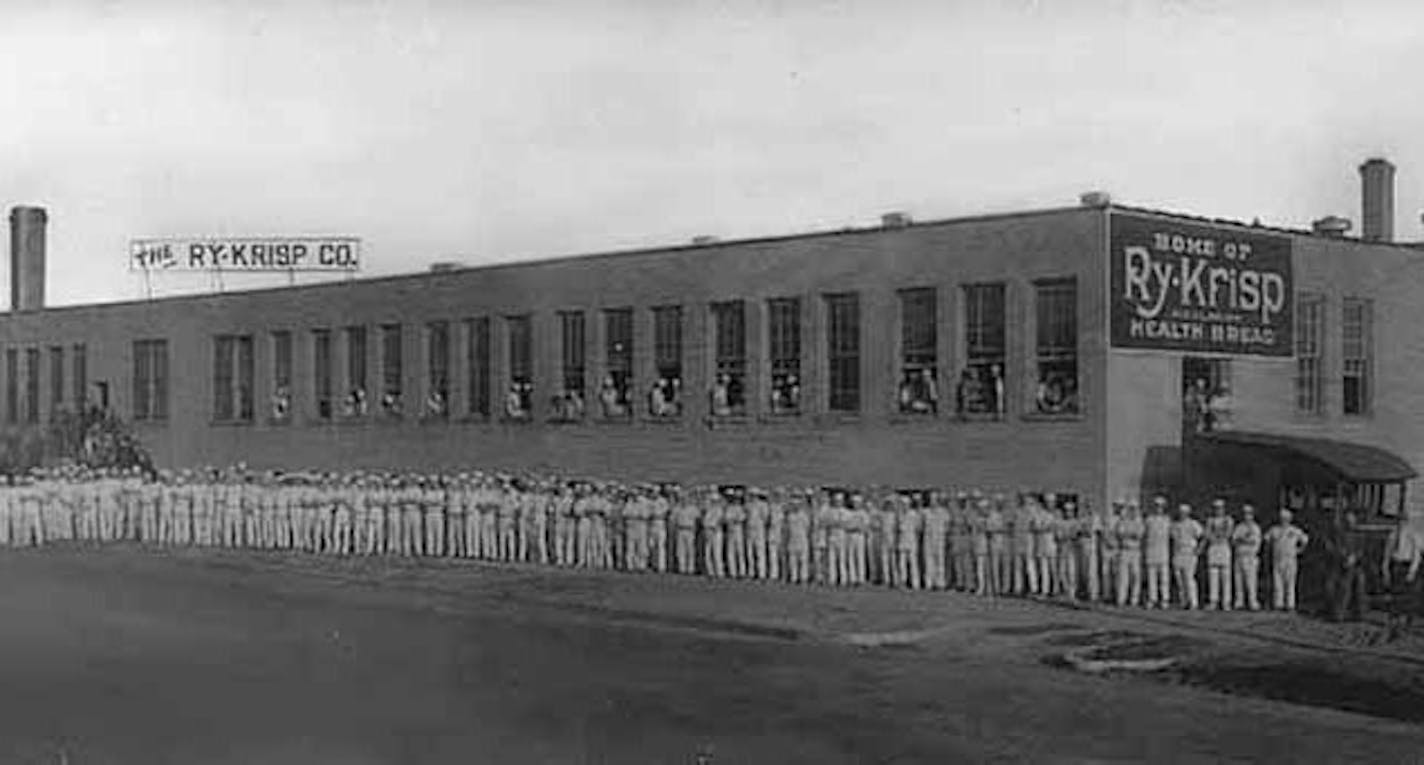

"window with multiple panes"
[557, 311, 586, 420]
[4, 349, 15, 423]
[1295, 295, 1324, 414]
[1343, 298, 1372, 415]
[212, 335, 252, 422]
[1183, 356, 1232, 433]
[898, 288, 938, 414]
[506, 315, 532, 418]
[426, 321, 450, 418]
[650, 305, 683, 417]
[23, 348, 39, 424]
[768, 298, 802, 415]
[960, 283, 1006, 416]
[826, 293, 860, 413]
[48, 346, 63, 419]
[380, 323, 403, 415]
[271, 330, 293, 420]
[72, 343, 87, 411]
[133, 339, 170, 421]
[710, 300, 747, 416]
[603, 308, 633, 418]
[1033, 279, 1078, 415]
[466, 317, 491, 417]
[345, 326, 368, 416]
[313, 329, 333, 420]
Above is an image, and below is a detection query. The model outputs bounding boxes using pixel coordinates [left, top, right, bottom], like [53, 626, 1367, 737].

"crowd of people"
[0, 465, 1419, 635]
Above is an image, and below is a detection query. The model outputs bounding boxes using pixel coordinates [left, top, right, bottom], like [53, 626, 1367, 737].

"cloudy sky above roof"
[2, 0, 1422, 305]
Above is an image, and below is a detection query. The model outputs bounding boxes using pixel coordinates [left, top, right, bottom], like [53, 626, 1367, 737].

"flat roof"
[8, 201, 1421, 318]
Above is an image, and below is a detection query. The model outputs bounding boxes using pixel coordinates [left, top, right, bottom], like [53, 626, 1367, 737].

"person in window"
[987, 363, 1005, 416]
[1184, 378, 1214, 433]
[599, 375, 626, 419]
[425, 389, 446, 418]
[785, 374, 800, 413]
[271, 385, 291, 420]
[711, 374, 733, 417]
[666, 376, 683, 416]
[505, 382, 528, 420]
[648, 378, 669, 418]
[381, 391, 402, 416]
[345, 387, 367, 418]
[901, 369, 938, 414]
[955, 368, 981, 416]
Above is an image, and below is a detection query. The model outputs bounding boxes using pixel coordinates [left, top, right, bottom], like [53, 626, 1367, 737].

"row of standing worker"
[0, 463, 1364, 619]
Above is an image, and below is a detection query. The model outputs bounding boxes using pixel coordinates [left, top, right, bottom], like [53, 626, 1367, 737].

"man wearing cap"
[702, 489, 725, 578]
[765, 489, 786, 582]
[786, 493, 811, 584]
[1265, 508, 1309, 611]
[1100, 500, 1122, 604]
[1170, 503, 1205, 609]
[1007, 495, 1035, 595]
[746, 488, 770, 581]
[1115, 500, 1145, 607]
[845, 492, 868, 586]
[810, 491, 831, 585]
[894, 494, 922, 590]
[988, 495, 1012, 595]
[1031, 494, 1058, 596]
[648, 486, 669, 573]
[671, 487, 698, 575]
[1054, 500, 1079, 599]
[1143, 496, 1172, 608]
[1230, 503, 1263, 610]
[923, 491, 949, 590]
[970, 497, 992, 595]
[948, 493, 970, 591]
[1204, 498, 1235, 610]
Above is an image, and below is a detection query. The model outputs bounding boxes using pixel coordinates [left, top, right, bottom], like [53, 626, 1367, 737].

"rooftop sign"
[1109, 213, 1293, 357]
[130, 237, 361, 272]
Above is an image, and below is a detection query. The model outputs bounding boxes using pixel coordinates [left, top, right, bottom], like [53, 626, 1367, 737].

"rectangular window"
[426, 321, 450, 418]
[4, 349, 15, 423]
[711, 300, 747, 416]
[23, 348, 39, 424]
[650, 305, 683, 417]
[506, 314, 532, 419]
[344, 326, 368, 416]
[313, 329, 333, 420]
[466, 317, 491, 417]
[212, 335, 252, 422]
[1183, 356, 1232, 433]
[768, 298, 802, 415]
[602, 308, 633, 418]
[1033, 279, 1078, 415]
[1295, 295, 1324, 414]
[826, 292, 861, 413]
[380, 323, 403, 416]
[73, 343, 87, 411]
[48, 345, 63, 419]
[898, 288, 938, 414]
[1343, 298, 1373, 415]
[134, 339, 169, 421]
[557, 311, 586, 420]
[960, 283, 1006, 416]
[272, 330, 293, 421]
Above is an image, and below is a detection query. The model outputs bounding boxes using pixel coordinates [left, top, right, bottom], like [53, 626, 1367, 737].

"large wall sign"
[130, 237, 361, 272]
[1110, 213, 1293, 356]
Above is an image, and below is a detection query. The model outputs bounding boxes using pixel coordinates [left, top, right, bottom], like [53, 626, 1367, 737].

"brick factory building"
[2, 158, 1421, 523]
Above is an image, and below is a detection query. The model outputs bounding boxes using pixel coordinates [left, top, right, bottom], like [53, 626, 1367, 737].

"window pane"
[826, 293, 860, 412]
[236, 336, 253, 421]
[73, 344, 87, 410]
[426, 321, 450, 417]
[345, 326, 368, 416]
[711, 301, 747, 416]
[49, 346, 63, 419]
[506, 315, 532, 418]
[24, 348, 39, 424]
[1034, 279, 1077, 415]
[898, 288, 937, 414]
[651, 306, 683, 417]
[602, 308, 633, 418]
[959, 283, 1006, 416]
[768, 298, 802, 414]
[313, 329, 333, 420]
[466, 317, 491, 417]
[380, 324, 402, 414]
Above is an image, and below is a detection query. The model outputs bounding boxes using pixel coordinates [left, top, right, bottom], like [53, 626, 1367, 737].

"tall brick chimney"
[1360, 157, 1395, 243]
[9, 206, 46, 312]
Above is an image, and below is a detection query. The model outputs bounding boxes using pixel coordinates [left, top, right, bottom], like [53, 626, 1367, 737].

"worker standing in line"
[765, 488, 786, 582]
[1116, 500, 1145, 607]
[1265, 508, 1309, 612]
[1170, 503, 1205, 610]
[1230, 503, 1263, 611]
[1204, 498, 1235, 610]
[1143, 496, 1172, 608]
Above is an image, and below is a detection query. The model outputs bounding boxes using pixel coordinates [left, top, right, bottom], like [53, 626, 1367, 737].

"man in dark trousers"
[1325, 509, 1368, 622]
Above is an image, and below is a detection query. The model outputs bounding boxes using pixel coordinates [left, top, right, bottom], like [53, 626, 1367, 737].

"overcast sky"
[2, 0, 1423, 306]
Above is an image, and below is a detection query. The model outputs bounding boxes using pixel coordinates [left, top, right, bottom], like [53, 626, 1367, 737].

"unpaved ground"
[0, 545, 1420, 764]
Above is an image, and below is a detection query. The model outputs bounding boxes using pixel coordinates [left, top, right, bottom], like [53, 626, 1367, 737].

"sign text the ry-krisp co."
[1110, 215, 1292, 357]
[130, 237, 361, 272]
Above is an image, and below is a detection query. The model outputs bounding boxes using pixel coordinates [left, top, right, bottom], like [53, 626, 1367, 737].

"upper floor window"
[133, 339, 170, 422]
[271, 330, 293, 421]
[557, 311, 587, 421]
[23, 348, 39, 424]
[505, 314, 533, 420]
[1033, 278, 1078, 415]
[48, 345, 63, 420]
[898, 288, 938, 414]
[379, 324, 403, 417]
[826, 292, 861, 413]
[466, 317, 491, 418]
[1295, 295, 1324, 414]
[711, 301, 747, 417]
[768, 298, 802, 415]
[344, 326, 368, 417]
[212, 335, 251, 423]
[958, 283, 1005, 417]
[313, 329, 334, 420]
[1343, 298, 1373, 415]
[426, 321, 450, 419]
[602, 308, 634, 419]
[650, 305, 683, 418]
